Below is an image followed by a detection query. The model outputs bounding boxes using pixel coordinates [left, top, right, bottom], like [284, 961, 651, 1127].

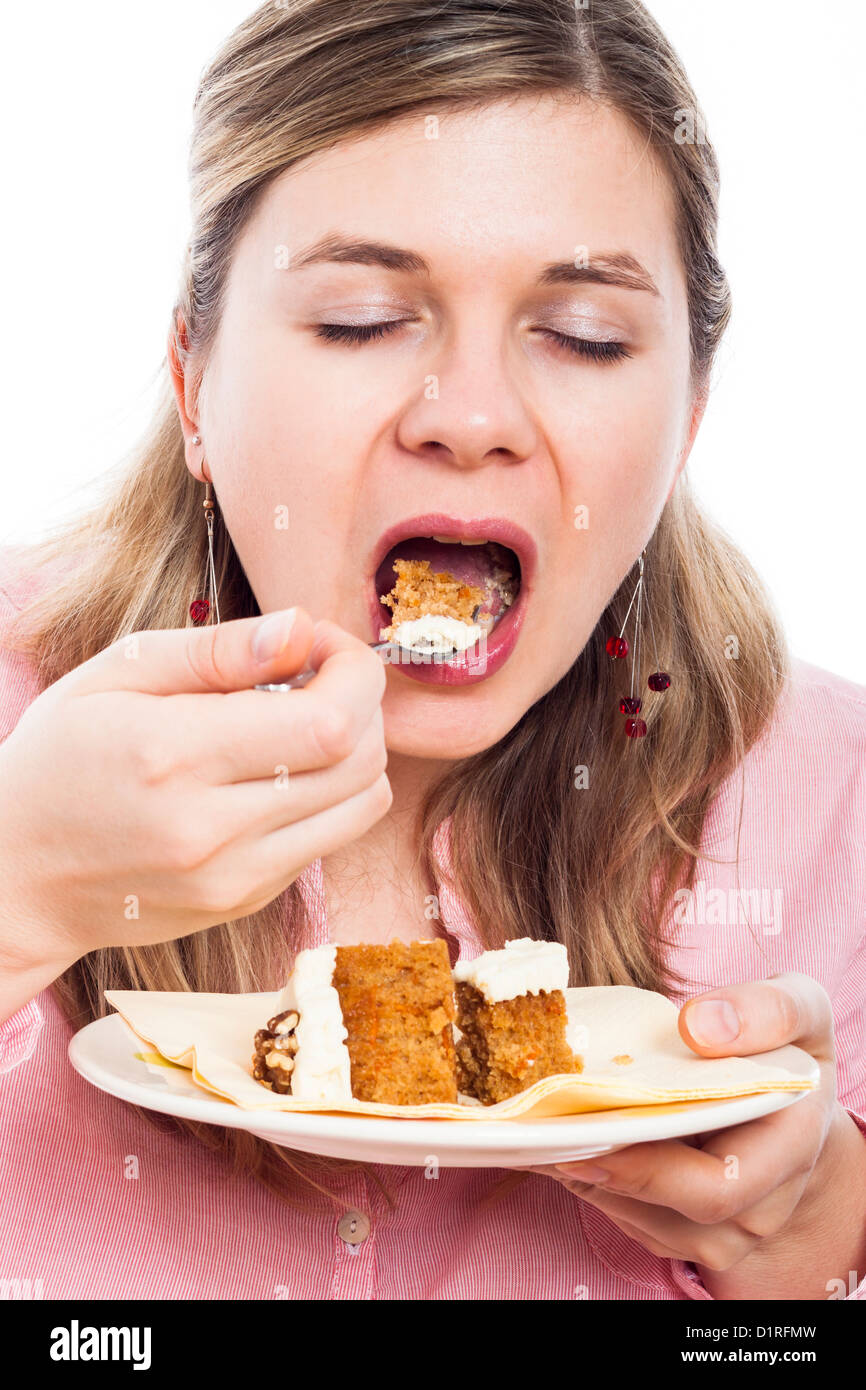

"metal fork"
[254, 601, 493, 691]
[254, 639, 457, 691]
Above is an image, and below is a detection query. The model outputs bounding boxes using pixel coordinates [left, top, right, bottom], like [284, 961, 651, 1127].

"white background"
[2, 1, 864, 681]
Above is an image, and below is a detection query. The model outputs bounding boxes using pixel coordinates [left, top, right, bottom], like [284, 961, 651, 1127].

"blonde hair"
[4, 0, 787, 1210]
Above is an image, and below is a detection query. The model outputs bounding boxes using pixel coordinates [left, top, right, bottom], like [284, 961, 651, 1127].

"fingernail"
[687, 999, 740, 1045]
[252, 609, 297, 664]
[555, 1163, 610, 1183]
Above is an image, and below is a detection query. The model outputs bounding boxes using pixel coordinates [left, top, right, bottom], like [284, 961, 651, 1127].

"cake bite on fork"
[377, 537, 520, 656]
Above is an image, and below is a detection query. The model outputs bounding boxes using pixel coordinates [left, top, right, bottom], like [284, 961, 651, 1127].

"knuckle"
[607, 1170, 652, 1202]
[694, 1180, 740, 1226]
[691, 1229, 757, 1271]
[133, 739, 177, 788]
[341, 644, 386, 703]
[161, 816, 216, 873]
[368, 771, 393, 816]
[687, 1240, 728, 1272]
[688, 1235, 730, 1271]
[184, 624, 230, 690]
[372, 739, 389, 781]
[311, 704, 355, 763]
[735, 1206, 780, 1239]
[189, 866, 245, 916]
[364, 644, 388, 696]
[355, 726, 388, 783]
[769, 985, 803, 1037]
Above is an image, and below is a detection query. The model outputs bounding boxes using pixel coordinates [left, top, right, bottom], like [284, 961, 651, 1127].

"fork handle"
[254, 640, 394, 692]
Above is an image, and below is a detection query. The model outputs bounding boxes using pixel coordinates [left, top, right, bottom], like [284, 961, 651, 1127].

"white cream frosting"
[278, 944, 352, 1103]
[384, 614, 483, 653]
[453, 937, 569, 1003]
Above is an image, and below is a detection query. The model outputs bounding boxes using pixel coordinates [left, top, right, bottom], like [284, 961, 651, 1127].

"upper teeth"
[431, 534, 489, 545]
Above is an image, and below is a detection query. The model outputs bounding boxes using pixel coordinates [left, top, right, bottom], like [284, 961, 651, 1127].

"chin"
[382, 681, 528, 762]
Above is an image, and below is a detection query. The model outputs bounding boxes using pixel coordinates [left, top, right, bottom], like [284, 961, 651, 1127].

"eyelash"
[543, 330, 631, 364]
[314, 320, 631, 363]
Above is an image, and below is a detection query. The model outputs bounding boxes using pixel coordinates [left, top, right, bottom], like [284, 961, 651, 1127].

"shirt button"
[337, 1209, 371, 1246]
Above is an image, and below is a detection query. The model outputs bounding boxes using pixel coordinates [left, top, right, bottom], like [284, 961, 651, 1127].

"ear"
[168, 314, 208, 483]
[664, 383, 709, 505]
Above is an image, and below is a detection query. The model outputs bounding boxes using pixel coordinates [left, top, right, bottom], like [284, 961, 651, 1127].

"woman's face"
[189, 94, 702, 759]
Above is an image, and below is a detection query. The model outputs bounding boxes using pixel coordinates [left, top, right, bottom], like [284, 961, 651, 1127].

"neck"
[354, 749, 451, 863]
[319, 750, 453, 944]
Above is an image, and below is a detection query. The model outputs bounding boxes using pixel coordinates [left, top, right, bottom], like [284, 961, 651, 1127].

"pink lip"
[366, 513, 536, 687]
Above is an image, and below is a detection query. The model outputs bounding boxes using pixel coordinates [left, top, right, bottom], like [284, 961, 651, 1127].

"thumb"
[61, 607, 317, 697]
[678, 972, 835, 1061]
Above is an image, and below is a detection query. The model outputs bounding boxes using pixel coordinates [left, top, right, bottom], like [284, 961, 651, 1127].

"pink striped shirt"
[1, 546, 865, 1300]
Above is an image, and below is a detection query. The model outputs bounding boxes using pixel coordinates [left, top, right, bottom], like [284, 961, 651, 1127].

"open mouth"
[367, 515, 535, 685]
[375, 537, 521, 651]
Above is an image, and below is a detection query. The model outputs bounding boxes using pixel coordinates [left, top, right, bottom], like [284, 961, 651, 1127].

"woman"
[1, 0, 864, 1301]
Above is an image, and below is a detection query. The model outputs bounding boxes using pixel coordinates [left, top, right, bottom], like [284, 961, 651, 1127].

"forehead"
[245, 94, 682, 297]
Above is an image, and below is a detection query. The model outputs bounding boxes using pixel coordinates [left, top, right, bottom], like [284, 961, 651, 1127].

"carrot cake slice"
[252, 940, 457, 1105]
[453, 938, 583, 1104]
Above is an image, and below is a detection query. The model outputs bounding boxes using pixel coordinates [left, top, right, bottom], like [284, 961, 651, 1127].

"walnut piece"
[252, 1009, 300, 1094]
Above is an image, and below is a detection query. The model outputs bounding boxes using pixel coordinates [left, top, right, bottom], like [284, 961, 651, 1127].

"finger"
[527, 1165, 753, 1266]
[517, 1163, 761, 1266]
[288, 618, 387, 714]
[592, 1214, 685, 1263]
[567, 1183, 759, 1271]
[552, 1097, 826, 1223]
[221, 622, 385, 779]
[241, 773, 394, 891]
[209, 717, 388, 832]
[177, 775, 393, 921]
[714, 1171, 810, 1239]
[161, 644, 386, 783]
[678, 972, 836, 1061]
[512, 1163, 598, 1181]
[60, 607, 317, 697]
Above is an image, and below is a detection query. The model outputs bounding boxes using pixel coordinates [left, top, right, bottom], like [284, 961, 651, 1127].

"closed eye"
[313, 320, 631, 363]
[314, 320, 406, 346]
[539, 329, 632, 364]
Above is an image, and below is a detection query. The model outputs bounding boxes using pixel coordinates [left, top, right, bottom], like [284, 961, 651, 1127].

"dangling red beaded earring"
[605, 549, 671, 738]
[189, 436, 220, 626]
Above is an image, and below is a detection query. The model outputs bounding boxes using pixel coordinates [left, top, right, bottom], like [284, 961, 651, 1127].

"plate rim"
[68, 1012, 817, 1155]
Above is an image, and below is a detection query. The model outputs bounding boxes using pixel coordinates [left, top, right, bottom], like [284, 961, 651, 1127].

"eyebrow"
[288, 233, 661, 296]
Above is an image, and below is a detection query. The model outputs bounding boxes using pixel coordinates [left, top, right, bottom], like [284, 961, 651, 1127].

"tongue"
[375, 538, 517, 602]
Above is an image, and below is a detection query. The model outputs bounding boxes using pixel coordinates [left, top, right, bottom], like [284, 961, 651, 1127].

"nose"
[395, 318, 538, 472]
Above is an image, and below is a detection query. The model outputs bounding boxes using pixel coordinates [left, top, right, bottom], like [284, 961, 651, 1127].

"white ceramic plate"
[69, 1013, 820, 1167]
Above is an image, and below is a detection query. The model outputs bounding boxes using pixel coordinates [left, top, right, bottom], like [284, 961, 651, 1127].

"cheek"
[556, 366, 685, 558]
[204, 326, 345, 499]
[204, 319, 406, 516]
[541, 372, 686, 662]
[199, 325, 377, 609]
